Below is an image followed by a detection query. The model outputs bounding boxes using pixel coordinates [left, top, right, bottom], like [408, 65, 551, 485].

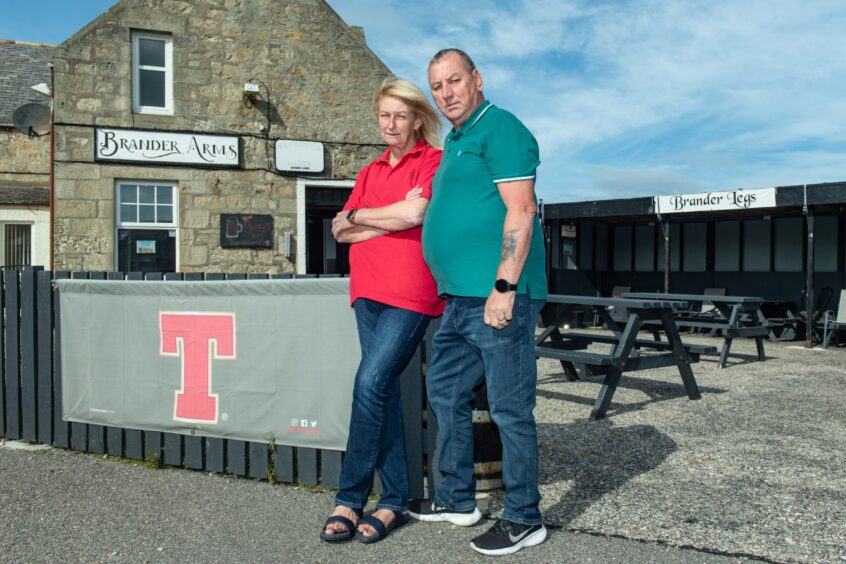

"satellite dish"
[12, 103, 51, 137]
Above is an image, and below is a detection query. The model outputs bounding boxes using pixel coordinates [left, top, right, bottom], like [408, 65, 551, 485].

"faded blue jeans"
[335, 298, 431, 512]
[426, 293, 545, 525]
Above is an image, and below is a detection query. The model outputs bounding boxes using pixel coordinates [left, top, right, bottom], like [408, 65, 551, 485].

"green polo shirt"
[422, 101, 547, 299]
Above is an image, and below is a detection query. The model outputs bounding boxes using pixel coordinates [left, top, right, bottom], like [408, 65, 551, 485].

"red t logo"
[160, 312, 236, 423]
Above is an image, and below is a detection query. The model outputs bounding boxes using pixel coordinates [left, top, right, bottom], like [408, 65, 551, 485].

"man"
[409, 48, 548, 556]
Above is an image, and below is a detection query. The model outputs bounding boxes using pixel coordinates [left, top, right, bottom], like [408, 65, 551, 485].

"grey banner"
[57, 278, 359, 451]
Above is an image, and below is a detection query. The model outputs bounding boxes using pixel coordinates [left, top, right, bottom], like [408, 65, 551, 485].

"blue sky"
[3, 0, 845, 204]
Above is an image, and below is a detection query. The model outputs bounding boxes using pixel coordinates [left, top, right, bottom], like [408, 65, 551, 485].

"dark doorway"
[306, 187, 352, 275]
[117, 229, 176, 273]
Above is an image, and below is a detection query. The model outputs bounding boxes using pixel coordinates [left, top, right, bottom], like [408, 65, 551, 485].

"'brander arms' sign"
[655, 188, 776, 215]
[95, 128, 240, 167]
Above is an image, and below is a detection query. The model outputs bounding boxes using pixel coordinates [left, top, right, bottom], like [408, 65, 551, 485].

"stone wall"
[52, 0, 392, 273]
[0, 127, 50, 188]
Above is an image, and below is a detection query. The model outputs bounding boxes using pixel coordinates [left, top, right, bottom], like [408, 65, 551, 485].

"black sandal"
[355, 511, 409, 544]
[320, 507, 363, 543]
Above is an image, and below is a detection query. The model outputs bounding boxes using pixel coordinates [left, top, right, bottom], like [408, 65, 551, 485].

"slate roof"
[0, 40, 54, 127]
[0, 186, 49, 206]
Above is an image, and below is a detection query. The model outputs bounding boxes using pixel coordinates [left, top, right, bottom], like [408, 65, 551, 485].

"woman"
[320, 78, 443, 544]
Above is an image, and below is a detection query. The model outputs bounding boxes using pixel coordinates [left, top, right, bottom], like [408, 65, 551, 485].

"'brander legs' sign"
[95, 128, 240, 167]
[655, 188, 776, 214]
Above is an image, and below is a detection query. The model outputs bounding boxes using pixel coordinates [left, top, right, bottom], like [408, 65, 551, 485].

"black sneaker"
[470, 518, 547, 556]
[407, 499, 482, 526]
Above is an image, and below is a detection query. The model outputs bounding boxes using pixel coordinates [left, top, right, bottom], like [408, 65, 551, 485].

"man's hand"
[405, 186, 423, 200]
[484, 289, 515, 329]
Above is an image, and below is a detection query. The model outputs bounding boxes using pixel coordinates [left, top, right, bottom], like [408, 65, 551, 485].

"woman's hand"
[331, 210, 353, 239]
[405, 186, 423, 200]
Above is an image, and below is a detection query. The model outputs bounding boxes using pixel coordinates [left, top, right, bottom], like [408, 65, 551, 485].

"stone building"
[0, 40, 53, 268]
[52, 0, 392, 273]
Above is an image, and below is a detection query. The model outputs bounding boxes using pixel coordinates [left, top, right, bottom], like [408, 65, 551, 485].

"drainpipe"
[803, 184, 814, 348]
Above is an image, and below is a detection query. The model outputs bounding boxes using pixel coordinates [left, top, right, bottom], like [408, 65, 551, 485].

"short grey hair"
[429, 48, 477, 73]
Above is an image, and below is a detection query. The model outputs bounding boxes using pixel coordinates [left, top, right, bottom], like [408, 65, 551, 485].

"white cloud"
[327, 0, 846, 202]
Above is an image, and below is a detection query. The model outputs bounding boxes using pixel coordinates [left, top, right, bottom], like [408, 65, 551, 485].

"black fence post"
[122, 272, 145, 460]
[19, 269, 38, 443]
[52, 271, 70, 448]
[203, 272, 226, 473]
[224, 272, 247, 477]
[4, 269, 21, 440]
[36, 270, 53, 445]
[105, 272, 126, 457]
[162, 272, 185, 467]
[68, 272, 89, 453]
[142, 272, 163, 465]
[182, 271, 206, 471]
[0, 270, 7, 439]
[86, 272, 107, 454]
[270, 273, 295, 483]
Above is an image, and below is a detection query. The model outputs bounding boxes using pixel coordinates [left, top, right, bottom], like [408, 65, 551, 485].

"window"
[814, 216, 838, 272]
[683, 222, 706, 272]
[612, 225, 633, 271]
[634, 224, 655, 272]
[132, 31, 173, 114]
[578, 223, 594, 270]
[714, 221, 740, 271]
[594, 224, 609, 272]
[116, 181, 177, 273]
[2, 224, 31, 267]
[774, 217, 803, 272]
[743, 219, 771, 272]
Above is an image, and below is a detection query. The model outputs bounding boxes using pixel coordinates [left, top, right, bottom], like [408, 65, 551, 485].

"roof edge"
[0, 39, 56, 48]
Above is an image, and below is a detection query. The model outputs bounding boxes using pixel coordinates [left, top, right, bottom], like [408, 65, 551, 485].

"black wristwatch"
[346, 209, 357, 223]
[494, 279, 518, 293]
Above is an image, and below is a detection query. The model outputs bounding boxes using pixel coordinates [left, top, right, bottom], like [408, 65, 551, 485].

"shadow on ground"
[537, 420, 676, 527]
[483, 420, 676, 529]
[537, 373, 727, 419]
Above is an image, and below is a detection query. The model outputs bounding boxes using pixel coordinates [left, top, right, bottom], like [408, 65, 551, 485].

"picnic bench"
[535, 295, 717, 420]
[624, 292, 768, 369]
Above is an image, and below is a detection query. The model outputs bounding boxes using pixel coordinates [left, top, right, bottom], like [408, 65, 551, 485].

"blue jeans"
[426, 293, 545, 525]
[335, 298, 431, 512]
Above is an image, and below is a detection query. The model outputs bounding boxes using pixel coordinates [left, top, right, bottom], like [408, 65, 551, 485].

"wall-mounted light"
[243, 82, 260, 108]
[30, 82, 52, 97]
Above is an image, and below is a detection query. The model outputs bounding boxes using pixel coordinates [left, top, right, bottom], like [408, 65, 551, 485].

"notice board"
[220, 214, 273, 248]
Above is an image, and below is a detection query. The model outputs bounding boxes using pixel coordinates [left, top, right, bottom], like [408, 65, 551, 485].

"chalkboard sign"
[220, 214, 273, 248]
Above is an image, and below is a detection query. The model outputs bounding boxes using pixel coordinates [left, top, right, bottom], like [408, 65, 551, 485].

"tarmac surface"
[2, 335, 845, 563]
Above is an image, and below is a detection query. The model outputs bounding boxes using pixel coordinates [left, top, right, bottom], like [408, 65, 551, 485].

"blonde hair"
[373, 77, 442, 149]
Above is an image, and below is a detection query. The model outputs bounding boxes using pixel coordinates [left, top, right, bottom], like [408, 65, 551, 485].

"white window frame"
[115, 180, 179, 270]
[0, 221, 34, 268]
[131, 31, 173, 115]
[116, 180, 178, 228]
[295, 178, 355, 274]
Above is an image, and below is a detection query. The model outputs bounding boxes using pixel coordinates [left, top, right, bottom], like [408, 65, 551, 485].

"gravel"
[486, 334, 846, 563]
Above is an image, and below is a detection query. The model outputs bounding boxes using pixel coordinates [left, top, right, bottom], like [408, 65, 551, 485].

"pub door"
[117, 228, 176, 273]
[305, 186, 352, 275]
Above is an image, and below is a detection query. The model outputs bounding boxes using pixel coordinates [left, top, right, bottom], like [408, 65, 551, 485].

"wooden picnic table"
[535, 295, 716, 420]
[624, 292, 768, 368]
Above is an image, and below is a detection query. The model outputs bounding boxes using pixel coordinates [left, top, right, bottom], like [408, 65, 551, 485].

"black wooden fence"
[0, 269, 444, 499]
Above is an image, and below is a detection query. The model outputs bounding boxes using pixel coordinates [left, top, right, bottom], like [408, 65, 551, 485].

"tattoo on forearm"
[501, 228, 519, 261]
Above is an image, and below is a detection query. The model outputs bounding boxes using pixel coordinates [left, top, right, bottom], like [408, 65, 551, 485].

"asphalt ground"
[0, 443, 749, 563]
[2, 334, 845, 563]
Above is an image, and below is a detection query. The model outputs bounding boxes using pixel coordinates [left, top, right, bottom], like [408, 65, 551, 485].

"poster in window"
[220, 214, 273, 249]
[136, 240, 156, 254]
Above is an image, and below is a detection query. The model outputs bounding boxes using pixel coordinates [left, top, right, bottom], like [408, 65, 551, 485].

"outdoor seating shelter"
[542, 182, 846, 346]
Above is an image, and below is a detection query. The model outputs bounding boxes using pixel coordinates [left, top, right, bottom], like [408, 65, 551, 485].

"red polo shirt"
[343, 139, 445, 316]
